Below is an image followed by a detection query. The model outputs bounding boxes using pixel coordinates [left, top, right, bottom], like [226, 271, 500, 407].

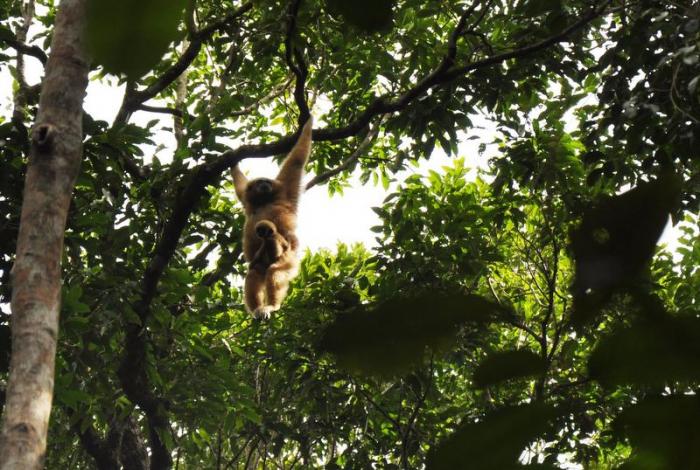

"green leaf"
[55, 388, 91, 409]
[240, 406, 262, 425]
[86, 0, 187, 79]
[473, 350, 548, 388]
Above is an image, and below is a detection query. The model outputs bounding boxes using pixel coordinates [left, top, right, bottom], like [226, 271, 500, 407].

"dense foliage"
[1, 0, 699, 468]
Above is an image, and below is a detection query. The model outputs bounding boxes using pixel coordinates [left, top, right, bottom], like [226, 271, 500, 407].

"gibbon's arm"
[277, 117, 313, 204]
[251, 233, 289, 268]
[231, 164, 248, 203]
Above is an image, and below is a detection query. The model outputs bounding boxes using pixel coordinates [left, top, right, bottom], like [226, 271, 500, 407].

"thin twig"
[231, 78, 293, 117]
[137, 104, 187, 118]
[305, 115, 387, 190]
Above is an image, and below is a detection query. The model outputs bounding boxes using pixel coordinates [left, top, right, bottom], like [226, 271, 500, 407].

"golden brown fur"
[231, 118, 313, 319]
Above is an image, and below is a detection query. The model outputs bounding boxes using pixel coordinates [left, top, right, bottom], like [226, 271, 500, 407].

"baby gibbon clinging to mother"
[231, 118, 313, 319]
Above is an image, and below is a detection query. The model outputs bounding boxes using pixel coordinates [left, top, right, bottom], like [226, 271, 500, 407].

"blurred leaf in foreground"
[326, 0, 394, 33]
[86, 0, 186, 79]
[473, 349, 548, 388]
[426, 402, 561, 470]
[615, 395, 700, 470]
[570, 172, 681, 324]
[589, 313, 700, 387]
[319, 293, 503, 377]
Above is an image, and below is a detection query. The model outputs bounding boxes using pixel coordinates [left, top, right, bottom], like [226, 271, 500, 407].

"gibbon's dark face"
[245, 178, 281, 208]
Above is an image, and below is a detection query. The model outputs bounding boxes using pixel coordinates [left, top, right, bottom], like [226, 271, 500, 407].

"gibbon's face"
[245, 178, 281, 208]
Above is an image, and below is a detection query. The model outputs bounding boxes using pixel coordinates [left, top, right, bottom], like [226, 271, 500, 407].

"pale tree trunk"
[173, 40, 189, 148]
[0, 0, 88, 468]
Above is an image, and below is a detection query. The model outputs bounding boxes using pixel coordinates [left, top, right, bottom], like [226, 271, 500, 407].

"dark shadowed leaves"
[326, 0, 394, 33]
[318, 294, 502, 377]
[86, 0, 186, 79]
[473, 350, 547, 388]
[614, 396, 700, 470]
[0, 323, 9, 373]
[426, 403, 560, 470]
[589, 314, 700, 387]
[570, 173, 681, 324]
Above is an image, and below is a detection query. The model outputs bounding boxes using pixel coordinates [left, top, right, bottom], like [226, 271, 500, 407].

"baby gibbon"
[231, 118, 313, 319]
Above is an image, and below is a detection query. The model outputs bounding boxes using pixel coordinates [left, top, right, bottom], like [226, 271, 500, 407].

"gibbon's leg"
[264, 258, 298, 312]
[244, 268, 267, 319]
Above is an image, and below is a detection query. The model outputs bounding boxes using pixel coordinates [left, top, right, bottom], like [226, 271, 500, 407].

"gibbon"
[231, 118, 313, 319]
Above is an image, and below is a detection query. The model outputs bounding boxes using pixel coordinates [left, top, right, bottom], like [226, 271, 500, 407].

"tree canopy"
[0, 0, 699, 469]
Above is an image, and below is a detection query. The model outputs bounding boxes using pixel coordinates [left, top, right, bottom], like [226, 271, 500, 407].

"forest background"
[0, 0, 699, 469]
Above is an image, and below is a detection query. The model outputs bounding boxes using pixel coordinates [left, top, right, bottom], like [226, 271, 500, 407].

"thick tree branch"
[0, 35, 46, 66]
[74, 412, 148, 470]
[440, 0, 482, 72]
[184, 0, 197, 35]
[197, 3, 252, 38]
[73, 417, 120, 470]
[119, 416, 149, 470]
[284, 0, 310, 125]
[118, 323, 172, 470]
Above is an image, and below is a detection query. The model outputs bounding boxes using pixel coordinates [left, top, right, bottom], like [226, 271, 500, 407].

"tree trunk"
[0, 0, 88, 468]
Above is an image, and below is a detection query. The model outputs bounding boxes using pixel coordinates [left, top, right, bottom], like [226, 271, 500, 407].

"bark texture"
[0, 0, 88, 468]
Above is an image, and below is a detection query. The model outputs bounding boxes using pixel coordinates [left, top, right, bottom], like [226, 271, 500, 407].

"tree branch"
[117, 324, 172, 470]
[354, 383, 402, 431]
[10, 0, 36, 151]
[305, 115, 386, 190]
[441, 0, 611, 82]
[136, 104, 187, 119]
[0, 35, 46, 66]
[231, 78, 292, 117]
[184, 0, 197, 35]
[72, 415, 120, 470]
[401, 362, 432, 470]
[284, 0, 310, 125]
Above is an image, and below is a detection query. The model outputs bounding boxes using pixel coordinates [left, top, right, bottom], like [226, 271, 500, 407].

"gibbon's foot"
[252, 305, 276, 320]
[255, 220, 276, 238]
